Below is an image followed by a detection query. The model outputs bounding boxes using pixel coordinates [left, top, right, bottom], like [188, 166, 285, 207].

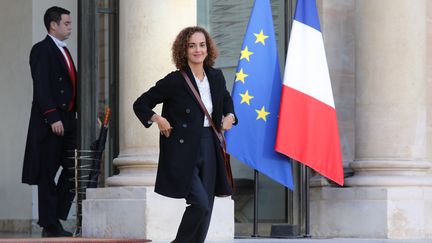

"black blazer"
[134, 66, 237, 198]
[22, 36, 77, 185]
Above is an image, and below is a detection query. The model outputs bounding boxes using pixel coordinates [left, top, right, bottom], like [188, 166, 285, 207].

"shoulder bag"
[181, 70, 235, 193]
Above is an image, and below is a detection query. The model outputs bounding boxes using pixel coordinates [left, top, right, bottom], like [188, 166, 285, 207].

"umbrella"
[87, 107, 111, 188]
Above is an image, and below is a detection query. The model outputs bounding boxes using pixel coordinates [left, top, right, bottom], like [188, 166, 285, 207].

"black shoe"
[41, 222, 72, 237]
[55, 220, 73, 236]
[41, 227, 61, 237]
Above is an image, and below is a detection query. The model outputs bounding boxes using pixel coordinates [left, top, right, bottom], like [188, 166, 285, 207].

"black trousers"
[37, 112, 77, 227]
[174, 127, 217, 243]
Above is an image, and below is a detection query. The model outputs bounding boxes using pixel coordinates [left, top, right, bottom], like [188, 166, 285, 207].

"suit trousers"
[174, 127, 217, 243]
[37, 111, 77, 227]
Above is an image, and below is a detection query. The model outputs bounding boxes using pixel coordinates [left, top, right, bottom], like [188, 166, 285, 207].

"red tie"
[63, 47, 76, 111]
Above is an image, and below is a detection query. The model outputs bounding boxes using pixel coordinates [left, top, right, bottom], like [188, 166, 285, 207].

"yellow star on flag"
[240, 46, 254, 61]
[235, 68, 249, 84]
[254, 30, 269, 45]
[255, 106, 270, 121]
[240, 90, 254, 105]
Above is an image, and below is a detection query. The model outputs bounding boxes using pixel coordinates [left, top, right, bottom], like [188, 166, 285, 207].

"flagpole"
[252, 169, 259, 237]
[305, 166, 311, 238]
[300, 164, 311, 238]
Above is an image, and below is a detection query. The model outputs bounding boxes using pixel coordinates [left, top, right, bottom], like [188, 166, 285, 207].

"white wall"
[0, 0, 77, 231]
[0, 0, 33, 221]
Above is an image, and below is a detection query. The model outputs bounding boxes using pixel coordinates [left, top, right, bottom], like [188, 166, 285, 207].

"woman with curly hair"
[133, 26, 237, 243]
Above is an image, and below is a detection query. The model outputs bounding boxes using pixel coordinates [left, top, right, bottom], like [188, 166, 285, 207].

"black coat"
[133, 66, 237, 198]
[22, 36, 77, 185]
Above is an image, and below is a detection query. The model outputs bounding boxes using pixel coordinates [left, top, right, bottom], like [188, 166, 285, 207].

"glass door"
[78, 0, 119, 185]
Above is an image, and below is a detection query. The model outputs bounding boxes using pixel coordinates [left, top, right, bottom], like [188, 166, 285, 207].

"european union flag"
[225, 0, 294, 189]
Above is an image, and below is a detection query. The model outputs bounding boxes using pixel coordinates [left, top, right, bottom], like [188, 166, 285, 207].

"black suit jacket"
[134, 66, 237, 198]
[22, 36, 77, 185]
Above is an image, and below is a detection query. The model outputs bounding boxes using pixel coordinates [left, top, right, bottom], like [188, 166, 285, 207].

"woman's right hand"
[151, 114, 172, 137]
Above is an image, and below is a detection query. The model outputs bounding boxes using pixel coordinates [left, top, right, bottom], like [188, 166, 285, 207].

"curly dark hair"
[172, 26, 219, 70]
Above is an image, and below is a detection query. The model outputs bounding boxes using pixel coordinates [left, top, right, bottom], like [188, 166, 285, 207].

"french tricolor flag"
[275, 0, 344, 186]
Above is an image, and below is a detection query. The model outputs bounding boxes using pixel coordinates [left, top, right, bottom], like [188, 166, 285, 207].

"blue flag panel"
[293, 0, 321, 31]
[225, 0, 294, 189]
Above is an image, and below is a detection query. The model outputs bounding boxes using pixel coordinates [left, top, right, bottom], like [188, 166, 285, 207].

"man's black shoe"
[41, 228, 51, 237]
[41, 223, 72, 237]
[55, 220, 73, 236]
[41, 227, 60, 237]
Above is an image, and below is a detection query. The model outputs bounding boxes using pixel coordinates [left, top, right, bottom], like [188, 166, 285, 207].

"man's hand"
[51, 121, 64, 136]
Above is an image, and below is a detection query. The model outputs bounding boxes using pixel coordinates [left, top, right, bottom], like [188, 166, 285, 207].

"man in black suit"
[22, 6, 77, 237]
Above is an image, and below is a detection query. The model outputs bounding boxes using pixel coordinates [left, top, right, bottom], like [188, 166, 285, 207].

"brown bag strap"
[181, 70, 225, 145]
[182, 71, 234, 193]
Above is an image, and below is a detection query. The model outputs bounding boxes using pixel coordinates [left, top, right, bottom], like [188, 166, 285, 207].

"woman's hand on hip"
[151, 114, 172, 137]
[222, 114, 235, 131]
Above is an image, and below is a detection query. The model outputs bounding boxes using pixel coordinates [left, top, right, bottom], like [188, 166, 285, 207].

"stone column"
[311, 0, 432, 239]
[82, 0, 234, 240]
[347, 0, 431, 187]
